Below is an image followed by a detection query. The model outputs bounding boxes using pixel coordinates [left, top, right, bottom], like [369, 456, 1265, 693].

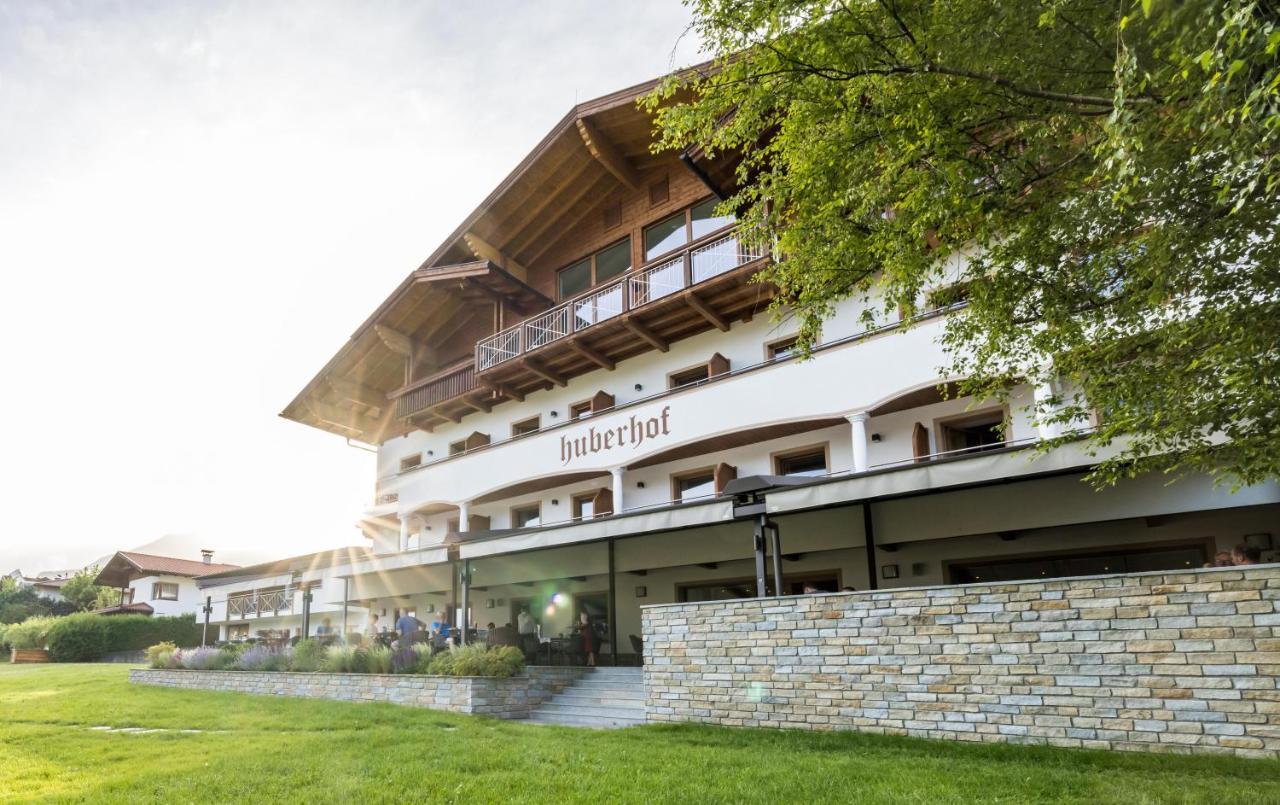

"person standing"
[395, 609, 419, 646]
[578, 611, 596, 667]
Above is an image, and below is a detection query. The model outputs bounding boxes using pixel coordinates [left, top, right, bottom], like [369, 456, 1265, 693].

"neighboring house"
[205, 67, 1279, 663]
[93, 551, 239, 617]
[4, 569, 71, 601]
[196, 547, 372, 640]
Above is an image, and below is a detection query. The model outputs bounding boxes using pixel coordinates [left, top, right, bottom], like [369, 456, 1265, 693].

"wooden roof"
[94, 551, 241, 588]
[281, 63, 725, 444]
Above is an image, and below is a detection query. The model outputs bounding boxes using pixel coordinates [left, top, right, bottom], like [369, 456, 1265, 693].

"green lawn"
[0, 665, 1277, 803]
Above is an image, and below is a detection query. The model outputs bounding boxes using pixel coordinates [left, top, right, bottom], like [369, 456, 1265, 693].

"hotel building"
[201, 72, 1279, 660]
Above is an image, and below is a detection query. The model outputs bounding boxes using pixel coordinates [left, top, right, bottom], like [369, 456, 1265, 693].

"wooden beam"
[496, 158, 595, 250]
[524, 175, 615, 264]
[479, 377, 525, 402]
[684, 293, 730, 332]
[427, 403, 462, 424]
[569, 339, 615, 371]
[576, 118, 640, 190]
[510, 172, 608, 261]
[374, 324, 438, 365]
[304, 400, 378, 436]
[325, 377, 386, 414]
[461, 393, 493, 414]
[521, 357, 566, 387]
[623, 318, 669, 352]
[463, 232, 528, 282]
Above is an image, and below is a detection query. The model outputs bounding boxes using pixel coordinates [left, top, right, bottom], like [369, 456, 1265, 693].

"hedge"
[44, 613, 202, 662]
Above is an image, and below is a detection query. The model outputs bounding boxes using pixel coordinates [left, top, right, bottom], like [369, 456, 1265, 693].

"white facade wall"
[201, 566, 368, 639]
[129, 574, 203, 617]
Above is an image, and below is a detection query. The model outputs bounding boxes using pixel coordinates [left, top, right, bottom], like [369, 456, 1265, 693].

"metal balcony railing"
[476, 228, 765, 371]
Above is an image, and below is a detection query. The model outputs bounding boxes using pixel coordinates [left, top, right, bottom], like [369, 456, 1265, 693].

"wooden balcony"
[391, 360, 483, 424]
[475, 228, 770, 395]
[227, 589, 292, 619]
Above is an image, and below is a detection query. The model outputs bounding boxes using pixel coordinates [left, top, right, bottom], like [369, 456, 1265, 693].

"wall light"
[485, 599, 496, 609]
[636, 481, 646, 489]
[870, 434, 881, 443]
[881, 564, 900, 579]
[635, 586, 648, 598]
[427, 449, 434, 456]
[634, 383, 643, 391]
[551, 499, 559, 506]
[550, 410, 559, 418]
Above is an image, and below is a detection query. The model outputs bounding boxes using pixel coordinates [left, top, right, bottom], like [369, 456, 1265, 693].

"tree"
[646, 0, 1280, 487]
[60, 567, 108, 612]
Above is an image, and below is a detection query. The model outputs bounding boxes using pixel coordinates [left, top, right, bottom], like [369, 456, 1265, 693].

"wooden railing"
[476, 228, 765, 371]
[393, 360, 479, 419]
[227, 589, 292, 619]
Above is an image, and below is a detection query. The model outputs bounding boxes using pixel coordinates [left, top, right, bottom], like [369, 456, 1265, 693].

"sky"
[0, 1, 704, 574]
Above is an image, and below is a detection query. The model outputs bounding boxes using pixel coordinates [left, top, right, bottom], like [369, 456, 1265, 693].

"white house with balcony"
[204, 69, 1280, 663]
[93, 550, 239, 617]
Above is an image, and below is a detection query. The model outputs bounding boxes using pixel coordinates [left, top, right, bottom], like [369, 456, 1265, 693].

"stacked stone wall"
[130, 666, 586, 718]
[642, 566, 1280, 758]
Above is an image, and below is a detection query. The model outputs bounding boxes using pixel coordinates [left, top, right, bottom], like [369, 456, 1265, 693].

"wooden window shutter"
[602, 201, 622, 230]
[592, 486, 614, 517]
[713, 462, 737, 495]
[468, 514, 491, 532]
[708, 352, 730, 377]
[462, 431, 491, 451]
[649, 175, 669, 206]
[912, 422, 929, 461]
[590, 390, 615, 413]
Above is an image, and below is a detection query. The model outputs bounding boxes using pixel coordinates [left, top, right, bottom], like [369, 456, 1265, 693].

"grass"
[0, 665, 1277, 803]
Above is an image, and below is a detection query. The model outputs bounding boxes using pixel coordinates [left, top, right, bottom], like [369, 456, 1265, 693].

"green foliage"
[3, 616, 58, 650]
[425, 645, 525, 678]
[145, 642, 178, 669]
[364, 646, 393, 674]
[319, 644, 370, 674]
[289, 639, 326, 672]
[44, 614, 202, 662]
[92, 586, 125, 610]
[0, 585, 77, 625]
[59, 567, 108, 612]
[646, 0, 1280, 488]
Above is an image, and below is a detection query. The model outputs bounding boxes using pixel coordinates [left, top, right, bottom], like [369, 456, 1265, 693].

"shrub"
[427, 645, 525, 678]
[290, 639, 326, 672]
[146, 642, 178, 669]
[365, 646, 393, 674]
[320, 645, 370, 674]
[391, 646, 421, 674]
[45, 613, 202, 662]
[178, 646, 227, 671]
[236, 645, 291, 672]
[4, 617, 58, 650]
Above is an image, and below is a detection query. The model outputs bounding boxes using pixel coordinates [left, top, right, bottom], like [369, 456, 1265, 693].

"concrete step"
[536, 702, 644, 718]
[565, 683, 647, 695]
[547, 696, 645, 711]
[551, 691, 646, 706]
[525, 711, 647, 728]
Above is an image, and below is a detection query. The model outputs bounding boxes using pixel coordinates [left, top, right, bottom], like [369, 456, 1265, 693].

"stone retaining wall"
[130, 666, 585, 718]
[642, 565, 1280, 758]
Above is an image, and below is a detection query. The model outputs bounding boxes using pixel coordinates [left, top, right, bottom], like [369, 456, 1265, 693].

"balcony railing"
[227, 589, 292, 619]
[476, 228, 765, 371]
[393, 360, 479, 419]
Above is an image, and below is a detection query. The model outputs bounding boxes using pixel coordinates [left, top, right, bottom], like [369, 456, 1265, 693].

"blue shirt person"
[395, 611, 419, 641]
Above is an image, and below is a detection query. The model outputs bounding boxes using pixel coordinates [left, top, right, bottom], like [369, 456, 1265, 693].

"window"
[937, 409, 1006, 454]
[569, 400, 593, 420]
[511, 503, 541, 528]
[643, 198, 736, 261]
[678, 572, 840, 602]
[572, 491, 597, 520]
[669, 366, 707, 389]
[449, 440, 465, 456]
[151, 582, 179, 601]
[947, 540, 1213, 585]
[511, 416, 540, 438]
[926, 281, 973, 310]
[557, 238, 632, 299]
[767, 336, 799, 360]
[400, 453, 422, 472]
[775, 446, 828, 478]
[672, 470, 716, 503]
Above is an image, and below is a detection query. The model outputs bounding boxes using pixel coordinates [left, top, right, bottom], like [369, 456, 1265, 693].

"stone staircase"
[526, 667, 647, 728]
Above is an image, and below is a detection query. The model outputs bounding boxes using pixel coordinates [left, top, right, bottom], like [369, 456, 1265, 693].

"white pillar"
[611, 467, 625, 514]
[398, 515, 411, 552]
[458, 501, 470, 533]
[845, 412, 870, 474]
[1033, 380, 1059, 441]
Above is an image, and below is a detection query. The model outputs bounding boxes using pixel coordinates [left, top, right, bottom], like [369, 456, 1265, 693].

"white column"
[458, 501, 470, 533]
[398, 515, 411, 552]
[845, 412, 870, 474]
[611, 467, 625, 514]
[1033, 380, 1059, 441]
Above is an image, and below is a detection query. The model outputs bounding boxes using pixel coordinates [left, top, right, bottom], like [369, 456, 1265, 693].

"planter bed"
[10, 649, 49, 664]
[130, 666, 586, 718]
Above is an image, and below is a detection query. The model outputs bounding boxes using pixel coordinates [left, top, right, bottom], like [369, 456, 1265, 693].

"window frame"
[771, 443, 831, 478]
[568, 400, 593, 420]
[571, 491, 597, 521]
[932, 406, 1009, 455]
[510, 416, 541, 438]
[555, 236, 633, 301]
[668, 364, 708, 390]
[448, 440, 466, 456]
[642, 196, 735, 263]
[510, 502, 542, 529]
[399, 453, 422, 472]
[151, 581, 179, 602]
[671, 467, 717, 504]
[766, 335, 800, 361]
